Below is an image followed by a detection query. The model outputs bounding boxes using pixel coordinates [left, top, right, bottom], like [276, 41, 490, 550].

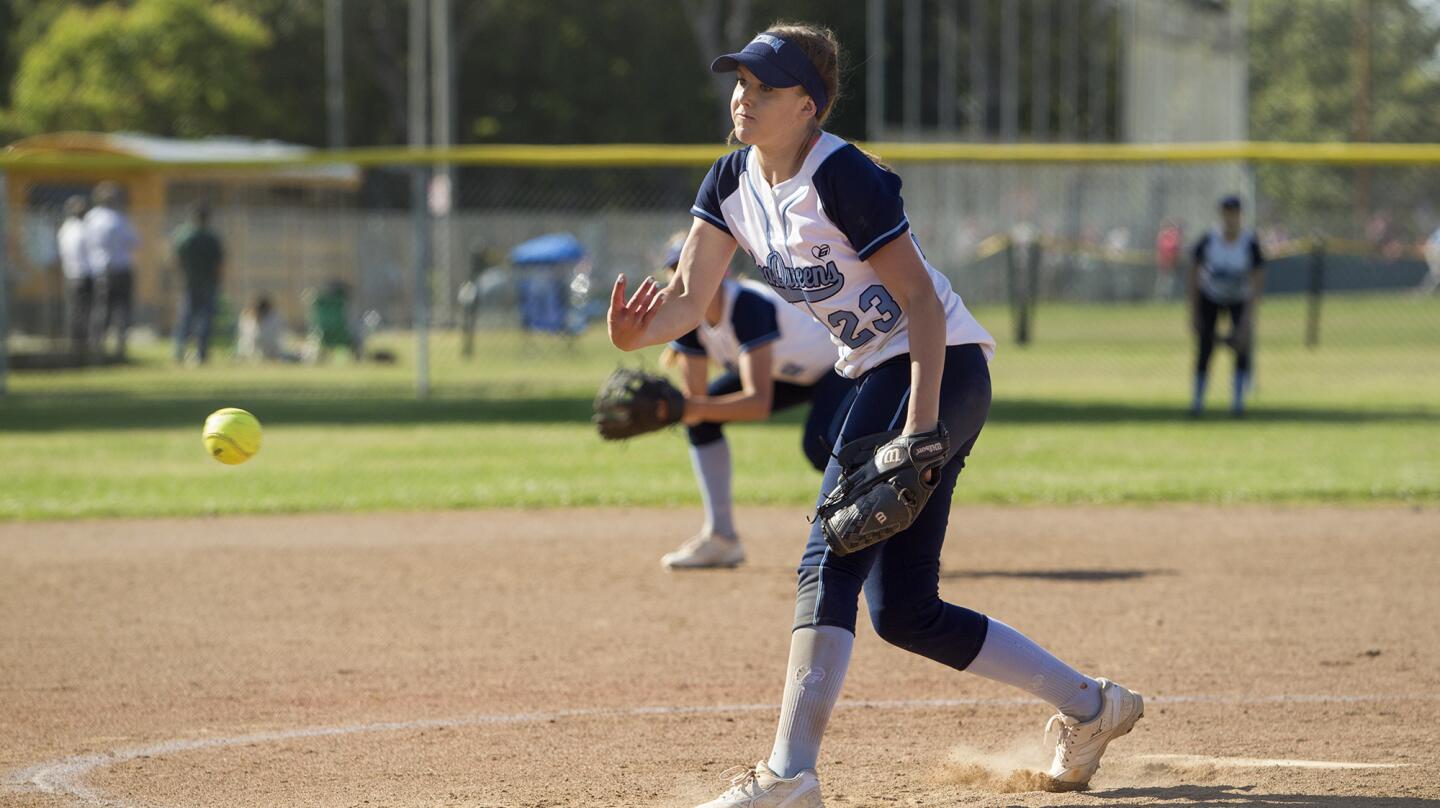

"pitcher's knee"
[793, 564, 865, 633]
[869, 600, 945, 649]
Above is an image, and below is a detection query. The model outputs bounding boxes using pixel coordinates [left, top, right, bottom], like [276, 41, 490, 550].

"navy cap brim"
[710, 52, 803, 89]
[662, 243, 683, 269]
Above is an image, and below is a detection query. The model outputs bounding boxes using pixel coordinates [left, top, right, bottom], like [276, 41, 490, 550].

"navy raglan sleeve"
[730, 289, 781, 353]
[670, 329, 706, 356]
[812, 145, 910, 261]
[691, 149, 747, 236]
[1249, 235, 1266, 268]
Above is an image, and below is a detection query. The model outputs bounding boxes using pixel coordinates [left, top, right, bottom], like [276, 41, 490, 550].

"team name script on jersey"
[757, 250, 844, 303]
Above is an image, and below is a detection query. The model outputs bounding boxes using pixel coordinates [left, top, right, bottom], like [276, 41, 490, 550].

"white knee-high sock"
[767, 625, 853, 778]
[965, 618, 1103, 722]
[689, 440, 735, 538]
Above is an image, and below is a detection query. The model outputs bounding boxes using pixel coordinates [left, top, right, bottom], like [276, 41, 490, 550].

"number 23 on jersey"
[827, 284, 901, 348]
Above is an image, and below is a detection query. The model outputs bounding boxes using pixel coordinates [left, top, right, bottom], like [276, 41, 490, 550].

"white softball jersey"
[1192, 227, 1266, 305]
[670, 277, 840, 386]
[690, 131, 994, 379]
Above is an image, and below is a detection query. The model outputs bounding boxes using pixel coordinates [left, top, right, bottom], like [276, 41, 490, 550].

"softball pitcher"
[608, 23, 1142, 807]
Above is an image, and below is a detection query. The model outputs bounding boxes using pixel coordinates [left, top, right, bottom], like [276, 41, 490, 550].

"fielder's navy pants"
[793, 343, 992, 671]
[687, 370, 857, 472]
[1195, 295, 1252, 374]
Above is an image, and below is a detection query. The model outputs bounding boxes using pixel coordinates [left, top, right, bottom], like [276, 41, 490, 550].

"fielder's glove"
[593, 367, 686, 440]
[815, 425, 950, 556]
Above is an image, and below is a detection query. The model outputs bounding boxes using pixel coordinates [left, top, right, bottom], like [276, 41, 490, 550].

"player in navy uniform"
[1188, 195, 1266, 417]
[655, 233, 856, 569]
[609, 24, 1142, 807]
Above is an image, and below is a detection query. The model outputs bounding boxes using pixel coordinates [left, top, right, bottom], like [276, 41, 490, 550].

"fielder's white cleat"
[662, 532, 745, 569]
[1042, 677, 1144, 792]
[695, 761, 823, 808]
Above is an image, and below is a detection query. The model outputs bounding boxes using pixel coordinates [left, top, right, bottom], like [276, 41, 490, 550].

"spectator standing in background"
[1155, 219, 1182, 299]
[172, 202, 224, 365]
[57, 195, 93, 356]
[458, 263, 484, 359]
[85, 182, 140, 361]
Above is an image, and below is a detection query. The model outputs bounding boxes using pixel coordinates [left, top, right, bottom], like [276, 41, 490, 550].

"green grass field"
[1, 294, 1436, 520]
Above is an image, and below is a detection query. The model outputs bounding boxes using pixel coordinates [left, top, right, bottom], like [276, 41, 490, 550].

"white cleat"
[661, 532, 745, 569]
[695, 761, 823, 807]
[1043, 678, 1144, 792]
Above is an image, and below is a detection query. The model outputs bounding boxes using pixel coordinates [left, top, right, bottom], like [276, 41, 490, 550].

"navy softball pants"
[793, 343, 993, 672]
[1195, 295, 1252, 374]
[687, 370, 857, 472]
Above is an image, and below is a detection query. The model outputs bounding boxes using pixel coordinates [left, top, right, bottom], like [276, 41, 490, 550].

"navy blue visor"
[711, 34, 828, 117]
[662, 240, 683, 269]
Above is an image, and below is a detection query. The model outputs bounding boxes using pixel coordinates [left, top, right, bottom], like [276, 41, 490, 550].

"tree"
[0, 0, 882, 149]
[1, 0, 274, 139]
[224, 0, 326, 145]
[680, 0, 755, 133]
[1250, 0, 1440, 236]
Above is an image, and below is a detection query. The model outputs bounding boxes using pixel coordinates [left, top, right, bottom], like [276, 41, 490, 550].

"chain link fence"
[1, 147, 1437, 400]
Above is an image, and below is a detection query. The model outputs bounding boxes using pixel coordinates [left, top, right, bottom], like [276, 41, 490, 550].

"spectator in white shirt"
[84, 182, 141, 360]
[56, 195, 93, 355]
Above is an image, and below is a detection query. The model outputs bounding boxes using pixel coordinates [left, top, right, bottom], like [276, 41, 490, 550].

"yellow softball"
[202, 407, 262, 465]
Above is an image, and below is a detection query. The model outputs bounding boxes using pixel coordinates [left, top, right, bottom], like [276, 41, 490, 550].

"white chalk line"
[8, 692, 1435, 806]
[1138, 754, 1410, 770]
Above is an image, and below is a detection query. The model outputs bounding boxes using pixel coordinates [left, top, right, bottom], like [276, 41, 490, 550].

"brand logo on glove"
[915, 441, 944, 458]
[878, 446, 904, 467]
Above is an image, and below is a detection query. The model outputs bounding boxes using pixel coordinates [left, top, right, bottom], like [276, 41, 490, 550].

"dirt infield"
[3, 505, 1437, 807]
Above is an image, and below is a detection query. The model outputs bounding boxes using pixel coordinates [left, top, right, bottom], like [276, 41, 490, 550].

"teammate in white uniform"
[609, 23, 1142, 807]
[656, 234, 856, 569]
[1188, 195, 1266, 417]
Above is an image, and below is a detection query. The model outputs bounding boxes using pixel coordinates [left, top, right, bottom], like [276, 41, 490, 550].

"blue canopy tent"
[509, 233, 586, 265]
[509, 234, 588, 334]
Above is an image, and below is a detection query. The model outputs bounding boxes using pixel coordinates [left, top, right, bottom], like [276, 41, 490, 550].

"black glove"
[815, 425, 950, 556]
[593, 368, 685, 440]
